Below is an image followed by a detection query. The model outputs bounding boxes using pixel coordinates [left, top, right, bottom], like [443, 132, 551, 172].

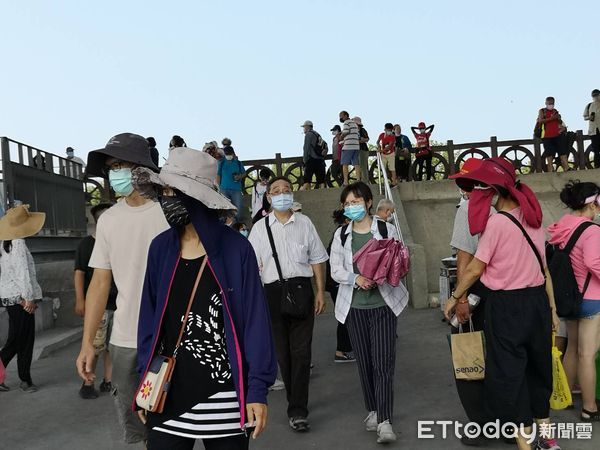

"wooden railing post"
[275, 153, 283, 177]
[490, 136, 498, 158]
[575, 130, 586, 169]
[447, 140, 455, 175]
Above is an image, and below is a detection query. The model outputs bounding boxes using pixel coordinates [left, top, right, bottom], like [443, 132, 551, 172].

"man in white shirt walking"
[75, 133, 169, 444]
[248, 176, 328, 433]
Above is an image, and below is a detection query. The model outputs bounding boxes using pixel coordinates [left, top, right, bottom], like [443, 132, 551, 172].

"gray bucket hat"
[133, 147, 236, 210]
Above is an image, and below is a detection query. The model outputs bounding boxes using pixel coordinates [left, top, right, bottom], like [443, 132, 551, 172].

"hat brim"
[0, 212, 46, 240]
[133, 167, 236, 210]
[86, 147, 159, 178]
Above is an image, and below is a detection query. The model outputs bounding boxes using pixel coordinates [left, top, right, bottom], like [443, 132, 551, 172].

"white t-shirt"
[251, 182, 268, 218]
[89, 199, 169, 348]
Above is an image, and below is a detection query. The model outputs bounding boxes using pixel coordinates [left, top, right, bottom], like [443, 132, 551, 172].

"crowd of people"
[0, 88, 598, 450]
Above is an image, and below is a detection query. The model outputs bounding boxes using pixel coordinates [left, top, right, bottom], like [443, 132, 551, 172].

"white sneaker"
[268, 379, 285, 391]
[364, 411, 378, 432]
[377, 420, 397, 444]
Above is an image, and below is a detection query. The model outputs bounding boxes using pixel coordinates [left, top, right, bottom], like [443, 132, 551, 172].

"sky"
[0, 0, 597, 164]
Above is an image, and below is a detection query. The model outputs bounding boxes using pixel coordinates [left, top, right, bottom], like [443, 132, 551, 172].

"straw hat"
[0, 205, 46, 240]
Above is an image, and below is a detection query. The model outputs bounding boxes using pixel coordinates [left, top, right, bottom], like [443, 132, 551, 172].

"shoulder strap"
[340, 224, 350, 248]
[173, 256, 208, 358]
[497, 211, 545, 277]
[265, 217, 285, 282]
[564, 222, 597, 254]
[377, 219, 388, 238]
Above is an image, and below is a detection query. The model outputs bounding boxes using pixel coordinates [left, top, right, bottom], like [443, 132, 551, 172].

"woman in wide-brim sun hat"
[132, 147, 276, 450]
[0, 205, 46, 393]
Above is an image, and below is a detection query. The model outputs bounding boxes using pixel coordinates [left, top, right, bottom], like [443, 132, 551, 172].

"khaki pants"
[359, 150, 370, 182]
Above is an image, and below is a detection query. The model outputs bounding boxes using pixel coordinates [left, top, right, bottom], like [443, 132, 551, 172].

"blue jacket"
[135, 194, 277, 426]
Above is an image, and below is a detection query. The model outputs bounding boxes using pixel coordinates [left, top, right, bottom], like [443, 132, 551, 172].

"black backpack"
[312, 130, 328, 157]
[340, 219, 388, 247]
[547, 222, 598, 318]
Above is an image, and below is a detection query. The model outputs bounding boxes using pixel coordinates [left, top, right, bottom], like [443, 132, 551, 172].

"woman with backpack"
[329, 182, 409, 445]
[448, 158, 561, 450]
[547, 181, 600, 421]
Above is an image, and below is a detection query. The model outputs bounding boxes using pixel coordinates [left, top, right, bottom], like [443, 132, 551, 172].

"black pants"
[0, 304, 35, 384]
[304, 158, 326, 185]
[415, 153, 432, 180]
[264, 281, 314, 418]
[451, 298, 487, 425]
[327, 286, 352, 353]
[591, 130, 600, 168]
[484, 286, 552, 427]
[346, 306, 397, 423]
[395, 156, 411, 181]
[147, 430, 249, 450]
[542, 135, 566, 158]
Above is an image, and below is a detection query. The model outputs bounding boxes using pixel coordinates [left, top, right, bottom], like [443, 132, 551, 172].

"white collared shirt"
[329, 218, 409, 324]
[249, 212, 329, 284]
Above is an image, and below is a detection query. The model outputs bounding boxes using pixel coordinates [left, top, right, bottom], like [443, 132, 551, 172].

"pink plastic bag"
[353, 238, 411, 287]
[387, 241, 410, 287]
[0, 358, 6, 385]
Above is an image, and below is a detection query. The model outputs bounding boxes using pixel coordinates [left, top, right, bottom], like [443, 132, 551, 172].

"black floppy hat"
[87, 133, 159, 178]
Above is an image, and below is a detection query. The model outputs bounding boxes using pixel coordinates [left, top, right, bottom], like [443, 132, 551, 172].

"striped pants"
[346, 306, 397, 423]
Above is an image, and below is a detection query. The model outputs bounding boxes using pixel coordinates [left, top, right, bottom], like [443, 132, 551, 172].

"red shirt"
[414, 132, 431, 149]
[541, 108, 561, 138]
[378, 133, 396, 155]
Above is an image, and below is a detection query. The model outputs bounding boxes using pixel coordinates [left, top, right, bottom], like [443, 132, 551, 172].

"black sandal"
[581, 408, 600, 422]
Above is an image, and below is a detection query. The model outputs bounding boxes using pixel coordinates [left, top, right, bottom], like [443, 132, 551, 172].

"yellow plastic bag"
[550, 333, 572, 410]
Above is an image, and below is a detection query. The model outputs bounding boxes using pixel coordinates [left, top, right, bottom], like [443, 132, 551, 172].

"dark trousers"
[328, 286, 352, 353]
[415, 153, 432, 180]
[395, 157, 411, 181]
[346, 306, 397, 423]
[484, 286, 552, 427]
[0, 304, 35, 384]
[264, 281, 315, 418]
[304, 158, 326, 185]
[147, 430, 249, 450]
[450, 299, 487, 425]
[591, 131, 600, 168]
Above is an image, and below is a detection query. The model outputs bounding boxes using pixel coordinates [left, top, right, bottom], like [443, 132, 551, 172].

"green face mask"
[109, 168, 134, 196]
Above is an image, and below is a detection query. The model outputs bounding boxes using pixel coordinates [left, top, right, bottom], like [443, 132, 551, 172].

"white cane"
[377, 152, 383, 196]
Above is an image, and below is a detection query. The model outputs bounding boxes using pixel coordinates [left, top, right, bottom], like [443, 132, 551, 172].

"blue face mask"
[344, 204, 367, 221]
[240, 229, 249, 238]
[109, 168, 134, 196]
[271, 193, 294, 212]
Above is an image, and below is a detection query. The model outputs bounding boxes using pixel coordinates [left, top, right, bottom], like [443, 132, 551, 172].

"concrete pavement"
[1, 307, 598, 450]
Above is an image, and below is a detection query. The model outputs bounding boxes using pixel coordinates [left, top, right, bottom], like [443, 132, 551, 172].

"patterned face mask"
[159, 196, 191, 228]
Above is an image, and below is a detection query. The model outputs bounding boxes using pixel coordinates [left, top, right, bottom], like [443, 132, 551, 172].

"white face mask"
[546, 104, 554, 111]
[385, 130, 392, 136]
[225, 155, 234, 161]
[332, 131, 337, 136]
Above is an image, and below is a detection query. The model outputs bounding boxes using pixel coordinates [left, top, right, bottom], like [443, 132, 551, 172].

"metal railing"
[1, 137, 87, 237]
[238, 130, 597, 193]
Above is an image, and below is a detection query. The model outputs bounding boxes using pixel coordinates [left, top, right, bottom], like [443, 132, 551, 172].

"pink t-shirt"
[548, 215, 600, 300]
[475, 208, 546, 291]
